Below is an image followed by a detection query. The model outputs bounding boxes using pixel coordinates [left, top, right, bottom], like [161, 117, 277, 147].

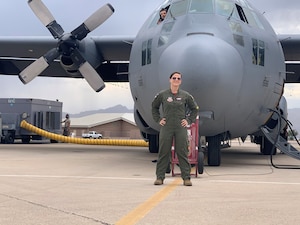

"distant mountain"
[64, 105, 133, 118]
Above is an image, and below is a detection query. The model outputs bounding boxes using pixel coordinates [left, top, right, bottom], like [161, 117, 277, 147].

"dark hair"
[169, 72, 182, 79]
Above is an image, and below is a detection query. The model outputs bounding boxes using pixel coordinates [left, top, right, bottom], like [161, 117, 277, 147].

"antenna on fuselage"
[123, 40, 133, 45]
[280, 37, 292, 42]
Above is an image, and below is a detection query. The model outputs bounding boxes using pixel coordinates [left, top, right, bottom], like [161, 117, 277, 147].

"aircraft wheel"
[260, 136, 277, 155]
[207, 135, 221, 166]
[148, 134, 159, 153]
[197, 151, 204, 174]
[21, 137, 30, 144]
[5, 133, 14, 144]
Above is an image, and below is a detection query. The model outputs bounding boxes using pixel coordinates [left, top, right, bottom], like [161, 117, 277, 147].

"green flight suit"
[152, 89, 199, 180]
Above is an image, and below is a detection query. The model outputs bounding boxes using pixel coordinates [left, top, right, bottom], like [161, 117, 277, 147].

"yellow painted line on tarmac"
[115, 178, 182, 225]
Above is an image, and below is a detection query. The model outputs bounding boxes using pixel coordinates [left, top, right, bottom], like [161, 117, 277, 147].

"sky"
[1, 0, 300, 113]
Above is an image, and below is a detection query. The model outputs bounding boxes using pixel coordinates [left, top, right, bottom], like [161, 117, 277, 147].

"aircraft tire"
[197, 151, 204, 174]
[5, 133, 14, 144]
[207, 135, 221, 166]
[148, 134, 159, 153]
[260, 136, 277, 155]
[21, 136, 30, 144]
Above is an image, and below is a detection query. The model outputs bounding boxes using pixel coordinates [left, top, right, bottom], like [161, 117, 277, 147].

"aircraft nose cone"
[158, 34, 244, 108]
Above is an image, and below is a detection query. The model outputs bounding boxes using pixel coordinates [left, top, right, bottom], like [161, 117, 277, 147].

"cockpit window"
[235, 4, 265, 29]
[189, 0, 213, 13]
[147, 0, 171, 28]
[251, 12, 264, 30]
[146, 0, 265, 30]
[235, 0, 252, 9]
[158, 22, 175, 47]
[165, 0, 189, 20]
[215, 0, 237, 18]
[243, 8, 265, 29]
[235, 4, 248, 23]
[157, 8, 168, 25]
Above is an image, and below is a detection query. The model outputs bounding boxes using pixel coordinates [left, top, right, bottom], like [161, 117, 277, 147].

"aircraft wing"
[0, 36, 134, 82]
[279, 34, 300, 83]
[1, 34, 300, 83]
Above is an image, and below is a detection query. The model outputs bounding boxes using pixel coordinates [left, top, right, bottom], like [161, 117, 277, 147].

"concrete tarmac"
[0, 140, 300, 225]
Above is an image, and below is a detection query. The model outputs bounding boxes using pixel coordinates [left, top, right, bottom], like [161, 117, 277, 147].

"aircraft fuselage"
[129, 0, 285, 139]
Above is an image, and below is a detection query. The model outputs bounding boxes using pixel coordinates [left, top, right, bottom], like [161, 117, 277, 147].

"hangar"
[68, 113, 141, 139]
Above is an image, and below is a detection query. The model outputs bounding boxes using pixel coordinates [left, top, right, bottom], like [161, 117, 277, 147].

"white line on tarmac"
[210, 180, 300, 185]
[0, 174, 153, 181]
[2, 175, 299, 186]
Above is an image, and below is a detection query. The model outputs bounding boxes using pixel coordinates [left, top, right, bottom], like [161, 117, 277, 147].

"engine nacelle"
[60, 38, 103, 77]
[60, 55, 80, 76]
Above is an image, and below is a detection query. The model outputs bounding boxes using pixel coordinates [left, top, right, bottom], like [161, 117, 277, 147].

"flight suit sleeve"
[186, 93, 199, 124]
[152, 92, 163, 123]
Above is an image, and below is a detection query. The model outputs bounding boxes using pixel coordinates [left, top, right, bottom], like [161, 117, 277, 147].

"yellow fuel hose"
[20, 120, 148, 147]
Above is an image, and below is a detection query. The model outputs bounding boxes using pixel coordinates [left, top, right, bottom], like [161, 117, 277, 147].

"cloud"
[1, 0, 163, 36]
[249, 0, 300, 34]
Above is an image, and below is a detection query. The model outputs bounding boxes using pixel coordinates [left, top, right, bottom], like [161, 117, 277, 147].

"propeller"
[20, 0, 115, 92]
[28, 0, 64, 38]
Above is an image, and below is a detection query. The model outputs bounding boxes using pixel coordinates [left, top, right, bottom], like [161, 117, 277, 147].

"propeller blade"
[71, 49, 105, 92]
[71, 4, 114, 40]
[79, 62, 105, 92]
[19, 48, 60, 84]
[84, 4, 114, 32]
[19, 57, 49, 84]
[28, 0, 64, 38]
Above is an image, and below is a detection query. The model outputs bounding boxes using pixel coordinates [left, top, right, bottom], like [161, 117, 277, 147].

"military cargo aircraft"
[0, 0, 300, 166]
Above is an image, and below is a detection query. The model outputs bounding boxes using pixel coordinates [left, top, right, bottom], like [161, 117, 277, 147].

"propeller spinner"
[20, 0, 115, 92]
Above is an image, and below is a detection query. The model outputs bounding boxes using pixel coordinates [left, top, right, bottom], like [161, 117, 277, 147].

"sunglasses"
[172, 77, 181, 80]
